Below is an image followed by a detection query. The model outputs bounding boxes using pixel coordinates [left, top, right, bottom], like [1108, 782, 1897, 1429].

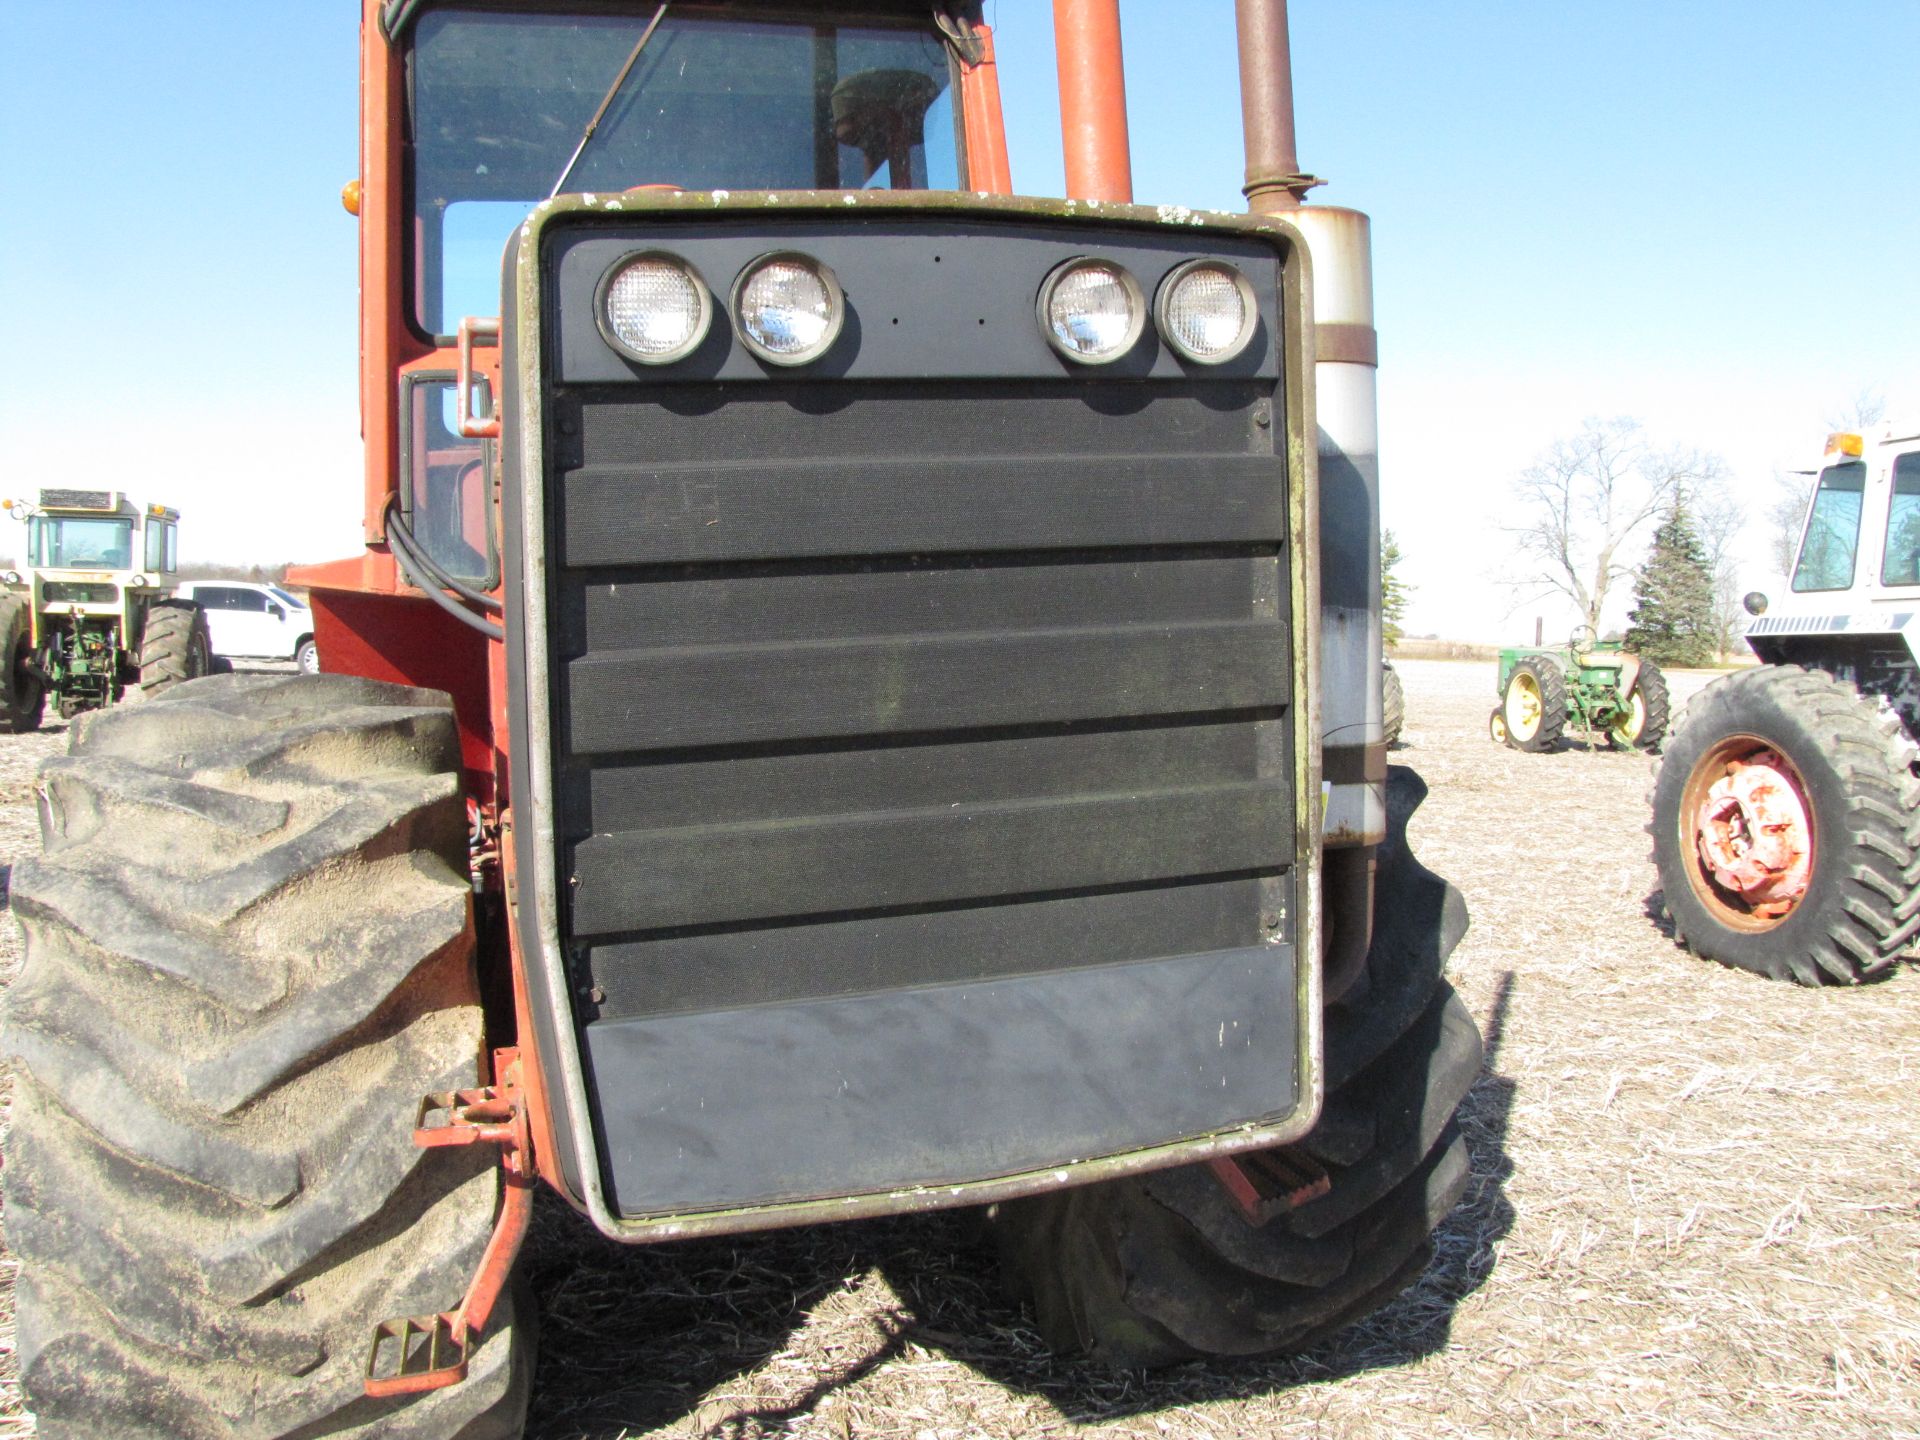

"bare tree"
[1768, 468, 1815, 576]
[1507, 418, 1721, 637]
[1829, 388, 1887, 431]
[1677, 469, 1747, 658]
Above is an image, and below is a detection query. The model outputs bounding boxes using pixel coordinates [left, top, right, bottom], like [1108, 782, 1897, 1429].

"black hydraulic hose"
[384, 498, 504, 613]
[384, 503, 505, 642]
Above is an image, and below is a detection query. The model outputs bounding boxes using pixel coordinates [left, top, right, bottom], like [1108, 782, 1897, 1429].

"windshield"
[1791, 460, 1867, 592]
[269, 585, 310, 610]
[29, 516, 135, 570]
[409, 8, 960, 336]
[1881, 454, 1920, 587]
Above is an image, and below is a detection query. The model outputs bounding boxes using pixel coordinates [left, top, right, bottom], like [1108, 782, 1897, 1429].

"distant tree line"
[173, 562, 293, 584]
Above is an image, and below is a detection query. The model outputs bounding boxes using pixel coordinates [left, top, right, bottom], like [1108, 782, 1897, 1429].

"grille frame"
[502, 190, 1325, 1242]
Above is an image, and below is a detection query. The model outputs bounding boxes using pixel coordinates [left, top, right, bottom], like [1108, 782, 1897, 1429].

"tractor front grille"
[518, 209, 1305, 1218]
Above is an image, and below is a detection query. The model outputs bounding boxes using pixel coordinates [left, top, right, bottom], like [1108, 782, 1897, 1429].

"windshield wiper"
[549, 3, 670, 199]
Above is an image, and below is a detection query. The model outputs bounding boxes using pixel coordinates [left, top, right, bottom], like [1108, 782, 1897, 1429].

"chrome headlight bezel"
[595, 251, 714, 366]
[731, 252, 847, 368]
[1154, 259, 1259, 366]
[1035, 257, 1146, 366]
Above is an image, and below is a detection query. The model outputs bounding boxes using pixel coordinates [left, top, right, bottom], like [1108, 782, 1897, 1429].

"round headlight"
[2, 571, 18, 586]
[129, 573, 151, 588]
[732, 253, 844, 366]
[597, 253, 712, 365]
[1155, 259, 1258, 365]
[1037, 258, 1144, 364]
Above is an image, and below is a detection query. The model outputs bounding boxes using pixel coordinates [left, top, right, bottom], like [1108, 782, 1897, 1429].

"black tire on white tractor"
[1382, 662, 1405, 748]
[1501, 655, 1565, 753]
[138, 599, 213, 693]
[0, 592, 46, 732]
[1649, 664, 1920, 986]
[991, 766, 1480, 1366]
[1, 674, 531, 1438]
[1609, 660, 1670, 752]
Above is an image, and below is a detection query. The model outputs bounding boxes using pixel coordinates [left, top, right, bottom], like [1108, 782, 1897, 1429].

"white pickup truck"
[170, 580, 317, 672]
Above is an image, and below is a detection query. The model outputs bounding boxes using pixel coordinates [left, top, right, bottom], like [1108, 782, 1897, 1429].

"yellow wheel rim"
[1612, 691, 1646, 745]
[1505, 673, 1542, 741]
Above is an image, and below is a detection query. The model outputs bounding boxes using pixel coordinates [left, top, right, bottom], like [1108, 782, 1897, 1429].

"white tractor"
[1651, 422, 1920, 984]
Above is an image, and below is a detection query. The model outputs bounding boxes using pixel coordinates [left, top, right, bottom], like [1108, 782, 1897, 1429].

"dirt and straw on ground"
[0, 658, 1914, 1439]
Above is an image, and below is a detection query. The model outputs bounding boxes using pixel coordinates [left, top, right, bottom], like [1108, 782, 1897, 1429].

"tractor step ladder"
[365, 1049, 534, 1397]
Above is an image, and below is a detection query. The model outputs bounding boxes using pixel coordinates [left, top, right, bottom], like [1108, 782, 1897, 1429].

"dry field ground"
[0, 657, 1916, 1439]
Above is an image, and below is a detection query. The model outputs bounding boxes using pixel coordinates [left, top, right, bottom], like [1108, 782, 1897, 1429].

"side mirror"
[269, 603, 285, 620]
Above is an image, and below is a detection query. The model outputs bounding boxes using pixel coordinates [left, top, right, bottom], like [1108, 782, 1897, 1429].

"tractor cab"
[355, 3, 982, 651]
[1749, 425, 1920, 635]
[11, 488, 177, 579]
[7, 488, 178, 625]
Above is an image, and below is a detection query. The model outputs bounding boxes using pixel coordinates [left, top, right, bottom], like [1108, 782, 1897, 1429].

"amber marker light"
[341, 179, 362, 216]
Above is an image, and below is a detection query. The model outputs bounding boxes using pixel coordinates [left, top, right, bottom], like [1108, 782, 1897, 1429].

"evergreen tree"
[1625, 499, 1717, 666]
[1382, 529, 1412, 650]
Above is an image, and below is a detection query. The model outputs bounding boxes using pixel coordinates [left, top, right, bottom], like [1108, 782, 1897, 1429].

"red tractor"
[4, 3, 1479, 1435]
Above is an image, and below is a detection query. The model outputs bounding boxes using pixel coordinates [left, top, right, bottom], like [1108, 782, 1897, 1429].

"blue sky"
[3, 2, 1914, 639]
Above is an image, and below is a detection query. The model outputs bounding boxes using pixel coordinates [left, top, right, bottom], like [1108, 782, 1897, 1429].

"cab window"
[29, 516, 134, 569]
[1791, 461, 1867, 592]
[144, 518, 179, 573]
[1880, 453, 1920, 587]
[408, 8, 959, 336]
[402, 374, 496, 585]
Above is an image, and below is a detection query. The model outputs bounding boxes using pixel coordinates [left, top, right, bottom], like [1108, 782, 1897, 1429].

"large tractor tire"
[1609, 661, 1670, 751]
[1501, 655, 1565, 753]
[992, 766, 1480, 1366]
[137, 598, 213, 693]
[1382, 662, 1405, 748]
[1650, 664, 1919, 985]
[2, 674, 531, 1438]
[0, 592, 45, 732]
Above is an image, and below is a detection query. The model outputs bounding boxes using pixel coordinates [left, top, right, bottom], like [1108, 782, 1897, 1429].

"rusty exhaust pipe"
[1052, 0, 1132, 202]
[1233, 0, 1320, 212]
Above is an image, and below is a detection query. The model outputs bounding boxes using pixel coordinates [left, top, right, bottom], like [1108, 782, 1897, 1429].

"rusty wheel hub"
[1692, 748, 1811, 920]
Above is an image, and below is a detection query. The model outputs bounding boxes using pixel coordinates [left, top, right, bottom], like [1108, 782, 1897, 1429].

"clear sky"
[3, 2, 1914, 641]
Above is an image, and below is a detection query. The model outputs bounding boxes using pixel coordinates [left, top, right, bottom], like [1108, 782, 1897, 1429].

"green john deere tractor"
[1489, 627, 1669, 753]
